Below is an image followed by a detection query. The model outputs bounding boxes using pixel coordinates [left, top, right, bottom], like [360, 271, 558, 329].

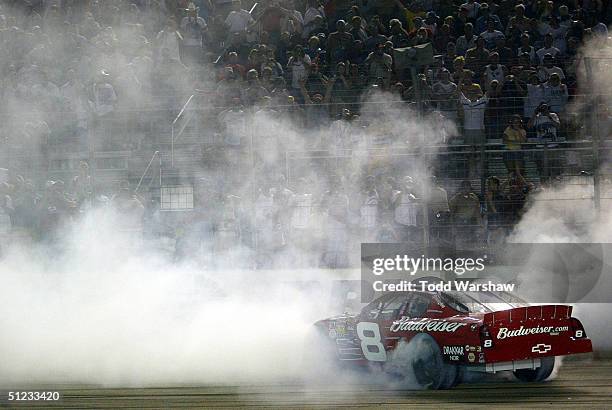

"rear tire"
[385, 333, 458, 389]
[514, 357, 555, 382]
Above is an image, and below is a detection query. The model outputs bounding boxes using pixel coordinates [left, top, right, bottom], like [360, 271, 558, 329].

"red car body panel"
[316, 291, 592, 368]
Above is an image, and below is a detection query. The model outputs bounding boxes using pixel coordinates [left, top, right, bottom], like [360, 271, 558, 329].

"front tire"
[514, 356, 555, 382]
[385, 333, 458, 389]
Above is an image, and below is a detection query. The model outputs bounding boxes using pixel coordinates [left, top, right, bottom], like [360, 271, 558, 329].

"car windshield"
[442, 291, 490, 313]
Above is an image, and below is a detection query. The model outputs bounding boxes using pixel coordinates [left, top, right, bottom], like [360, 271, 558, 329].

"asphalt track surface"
[4, 358, 610, 409]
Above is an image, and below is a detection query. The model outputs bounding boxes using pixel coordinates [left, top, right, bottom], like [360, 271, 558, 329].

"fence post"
[584, 57, 601, 212]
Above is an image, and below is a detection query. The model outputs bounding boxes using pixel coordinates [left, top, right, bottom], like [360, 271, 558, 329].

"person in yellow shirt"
[502, 114, 527, 174]
[393, 0, 426, 32]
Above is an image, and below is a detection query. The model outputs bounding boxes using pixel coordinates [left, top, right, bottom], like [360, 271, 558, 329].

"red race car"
[312, 284, 592, 389]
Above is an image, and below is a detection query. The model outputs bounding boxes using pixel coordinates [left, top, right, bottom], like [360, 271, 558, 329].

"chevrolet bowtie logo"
[532, 343, 552, 354]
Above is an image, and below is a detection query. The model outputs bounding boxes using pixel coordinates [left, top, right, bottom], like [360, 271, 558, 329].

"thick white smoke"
[0, 208, 335, 387]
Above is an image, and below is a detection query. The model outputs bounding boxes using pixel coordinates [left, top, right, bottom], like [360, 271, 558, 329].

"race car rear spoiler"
[483, 305, 573, 326]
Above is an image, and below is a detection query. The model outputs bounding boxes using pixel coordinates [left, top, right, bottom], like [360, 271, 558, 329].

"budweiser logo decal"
[497, 325, 569, 339]
[390, 317, 467, 333]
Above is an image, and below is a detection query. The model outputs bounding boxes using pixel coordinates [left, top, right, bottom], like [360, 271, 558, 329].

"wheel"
[514, 357, 555, 382]
[385, 333, 458, 390]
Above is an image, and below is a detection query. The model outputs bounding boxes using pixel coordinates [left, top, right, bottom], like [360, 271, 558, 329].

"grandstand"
[0, 0, 609, 263]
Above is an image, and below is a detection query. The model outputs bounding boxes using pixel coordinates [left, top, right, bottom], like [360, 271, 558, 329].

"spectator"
[536, 33, 560, 64]
[480, 19, 504, 50]
[241, 69, 269, 106]
[364, 43, 392, 87]
[517, 33, 537, 65]
[491, 36, 513, 67]
[498, 74, 525, 118]
[356, 175, 381, 241]
[320, 175, 350, 267]
[460, 0, 481, 20]
[287, 46, 311, 96]
[459, 82, 487, 176]
[524, 73, 546, 121]
[484, 79, 503, 139]
[349, 16, 369, 42]
[225, 0, 254, 37]
[502, 114, 527, 174]
[60, 68, 89, 145]
[484, 176, 508, 245]
[156, 17, 182, 62]
[456, 22, 477, 56]
[542, 73, 568, 114]
[432, 69, 458, 122]
[391, 176, 420, 242]
[475, 3, 502, 34]
[537, 54, 565, 84]
[465, 36, 489, 76]
[433, 24, 455, 53]
[180, 2, 208, 66]
[482, 52, 506, 91]
[389, 18, 410, 47]
[527, 103, 562, 178]
[327, 20, 353, 64]
[502, 171, 533, 224]
[449, 180, 481, 243]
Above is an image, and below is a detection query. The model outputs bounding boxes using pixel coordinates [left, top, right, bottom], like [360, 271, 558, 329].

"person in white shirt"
[524, 73, 546, 119]
[527, 103, 560, 142]
[156, 18, 182, 62]
[536, 33, 560, 64]
[482, 52, 506, 91]
[218, 101, 246, 146]
[527, 103, 563, 178]
[392, 176, 421, 242]
[287, 46, 311, 91]
[432, 69, 458, 121]
[180, 3, 207, 65]
[459, 90, 488, 145]
[517, 33, 537, 64]
[537, 54, 565, 82]
[225, 0, 254, 35]
[542, 73, 568, 114]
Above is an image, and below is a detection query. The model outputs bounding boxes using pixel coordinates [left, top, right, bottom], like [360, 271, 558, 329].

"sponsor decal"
[329, 329, 337, 338]
[497, 325, 569, 339]
[532, 343, 552, 354]
[390, 317, 467, 333]
[478, 352, 485, 363]
[468, 352, 476, 362]
[443, 346, 464, 356]
[464, 345, 482, 352]
[443, 345, 464, 362]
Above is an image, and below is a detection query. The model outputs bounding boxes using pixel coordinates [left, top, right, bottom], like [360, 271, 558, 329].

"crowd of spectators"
[0, 160, 537, 267]
[0, 0, 609, 264]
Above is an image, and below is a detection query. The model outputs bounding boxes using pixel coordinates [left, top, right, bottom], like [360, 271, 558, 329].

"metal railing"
[171, 94, 195, 168]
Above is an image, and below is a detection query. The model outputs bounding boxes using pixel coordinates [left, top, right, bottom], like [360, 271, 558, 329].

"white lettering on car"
[390, 317, 467, 333]
[496, 325, 569, 339]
